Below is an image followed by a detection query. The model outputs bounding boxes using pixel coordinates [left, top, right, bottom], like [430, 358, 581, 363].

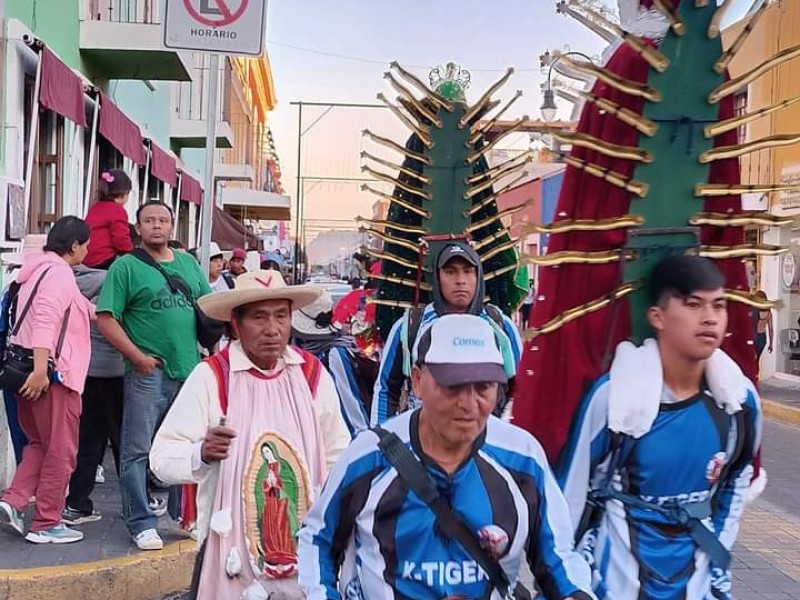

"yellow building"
[723, 0, 800, 379]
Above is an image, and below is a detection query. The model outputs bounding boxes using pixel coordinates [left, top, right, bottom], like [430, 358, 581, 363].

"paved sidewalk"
[761, 377, 800, 410]
[0, 457, 195, 600]
[0, 459, 187, 569]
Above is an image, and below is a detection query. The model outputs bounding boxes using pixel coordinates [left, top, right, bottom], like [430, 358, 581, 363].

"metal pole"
[199, 52, 220, 278]
[23, 55, 43, 228]
[141, 145, 151, 204]
[293, 101, 303, 283]
[83, 95, 100, 215]
[174, 174, 183, 241]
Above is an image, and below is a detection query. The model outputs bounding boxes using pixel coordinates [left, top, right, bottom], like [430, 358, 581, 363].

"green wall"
[7, 0, 83, 71]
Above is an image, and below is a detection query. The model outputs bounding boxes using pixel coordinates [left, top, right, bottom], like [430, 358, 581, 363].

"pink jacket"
[9, 251, 95, 394]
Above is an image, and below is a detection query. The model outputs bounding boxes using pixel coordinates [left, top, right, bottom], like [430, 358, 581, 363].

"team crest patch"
[705, 451, 727, 485]
[478, 525, 509, 560]
[243, 432, 313, 580]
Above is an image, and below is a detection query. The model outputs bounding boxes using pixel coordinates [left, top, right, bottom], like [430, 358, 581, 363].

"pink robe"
[197, 362, 327, 600]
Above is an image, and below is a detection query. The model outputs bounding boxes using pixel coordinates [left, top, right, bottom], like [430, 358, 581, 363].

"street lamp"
[539, 50, 595, 122]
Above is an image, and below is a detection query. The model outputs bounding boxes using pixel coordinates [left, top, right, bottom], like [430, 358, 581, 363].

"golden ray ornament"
[361, 130, 431, 165]
[563, 156, 650, 197]
[524, 282, 641, 340]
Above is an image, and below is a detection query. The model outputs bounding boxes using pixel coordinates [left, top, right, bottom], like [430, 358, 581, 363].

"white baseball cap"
[412, 314, 507, 387]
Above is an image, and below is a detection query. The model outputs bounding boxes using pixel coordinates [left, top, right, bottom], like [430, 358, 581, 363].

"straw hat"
[198, 269, 322, 322]
[292, 290, 341, 339]
[1, 234, 48, 266]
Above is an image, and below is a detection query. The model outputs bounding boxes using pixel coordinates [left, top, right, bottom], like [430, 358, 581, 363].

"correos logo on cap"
[453, 337, 486, 348]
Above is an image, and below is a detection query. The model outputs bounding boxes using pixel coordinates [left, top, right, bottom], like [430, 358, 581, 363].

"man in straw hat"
[150, 270, 349, 600]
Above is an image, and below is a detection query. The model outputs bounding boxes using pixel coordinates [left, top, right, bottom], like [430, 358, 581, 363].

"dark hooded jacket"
[371, 242, 522, 425]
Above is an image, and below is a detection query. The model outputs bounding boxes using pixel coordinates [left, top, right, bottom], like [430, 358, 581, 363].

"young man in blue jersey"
[559, 255, 762, 600]
[299, 313, 594, 600]
[372, 241, 523, 425]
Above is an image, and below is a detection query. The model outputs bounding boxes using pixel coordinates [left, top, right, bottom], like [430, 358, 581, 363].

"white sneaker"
[0, 500, 25, 536]
[25, 524, 83, 544]
[95, 465, 105, 484]
[134, 528, 163, 551]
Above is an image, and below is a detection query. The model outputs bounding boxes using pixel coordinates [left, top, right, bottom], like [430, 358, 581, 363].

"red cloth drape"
[511, 17, 756, 463]
[99, 93, 146, 165]
[149, 140, 178, 187]
[180, 171, 203, 205]
[38, 48, 87, 127]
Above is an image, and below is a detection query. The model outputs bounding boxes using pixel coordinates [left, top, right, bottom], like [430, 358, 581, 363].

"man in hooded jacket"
[371, 241, 522, 426]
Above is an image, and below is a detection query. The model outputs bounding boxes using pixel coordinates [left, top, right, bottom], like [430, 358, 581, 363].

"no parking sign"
[163, 0, 267, 56]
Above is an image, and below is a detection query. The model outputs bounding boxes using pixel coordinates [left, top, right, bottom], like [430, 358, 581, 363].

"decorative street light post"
[539, 50, 595, 122]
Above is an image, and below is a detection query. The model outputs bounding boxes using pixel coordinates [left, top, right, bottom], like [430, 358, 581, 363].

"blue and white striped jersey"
[321, 346, 370, 438]
[558, 376, 762, 600]
[298, 410, 595, 600]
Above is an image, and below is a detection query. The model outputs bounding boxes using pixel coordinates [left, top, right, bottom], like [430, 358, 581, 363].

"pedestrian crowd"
[0, 191, 764, 599]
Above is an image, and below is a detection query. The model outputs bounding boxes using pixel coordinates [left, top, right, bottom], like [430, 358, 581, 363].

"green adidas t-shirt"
[97, 251, 213, 380]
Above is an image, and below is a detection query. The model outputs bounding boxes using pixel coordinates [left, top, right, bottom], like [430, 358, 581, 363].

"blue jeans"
[120, 368, 182, 536]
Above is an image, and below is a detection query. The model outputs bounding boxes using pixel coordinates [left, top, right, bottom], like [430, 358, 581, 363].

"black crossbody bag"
[0, 267, 71, 393]
[374, 426, 532, 600]
[131, 249, 225, 352]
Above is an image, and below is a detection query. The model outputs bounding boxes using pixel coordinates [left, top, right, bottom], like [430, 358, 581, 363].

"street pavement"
[2, 419, 798, 599]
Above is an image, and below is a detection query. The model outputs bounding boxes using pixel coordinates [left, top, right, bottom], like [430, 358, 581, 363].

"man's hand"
[133, 354, 161, 375]
[19, 368, 49, 401]
[201, 426, 237, 463]
[768, 344, 774, 353]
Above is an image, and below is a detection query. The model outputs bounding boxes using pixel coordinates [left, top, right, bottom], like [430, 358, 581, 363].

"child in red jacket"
[84, 170, 134, 269]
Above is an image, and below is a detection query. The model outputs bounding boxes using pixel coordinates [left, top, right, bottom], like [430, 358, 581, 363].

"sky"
[261, 0, 759, 246]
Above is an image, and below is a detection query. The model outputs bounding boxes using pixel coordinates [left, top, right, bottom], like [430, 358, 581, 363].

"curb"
[762, 398, 800, 427]
[0, 540, 196, 600]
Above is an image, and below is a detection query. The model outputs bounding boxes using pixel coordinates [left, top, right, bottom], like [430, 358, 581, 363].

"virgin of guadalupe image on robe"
[245, 434, 312, 580]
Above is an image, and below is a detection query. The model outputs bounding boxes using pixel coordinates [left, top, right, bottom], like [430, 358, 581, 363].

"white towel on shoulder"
[608, 338, 746, 438]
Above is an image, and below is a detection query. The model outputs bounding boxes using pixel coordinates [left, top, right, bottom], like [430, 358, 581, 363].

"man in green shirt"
[97, 201, 212, 550]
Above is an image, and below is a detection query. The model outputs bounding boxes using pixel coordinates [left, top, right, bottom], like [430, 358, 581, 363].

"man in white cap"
[207, 242, 234, 292]
[299, 314, 593, 600]
[150, 270, 350, 600]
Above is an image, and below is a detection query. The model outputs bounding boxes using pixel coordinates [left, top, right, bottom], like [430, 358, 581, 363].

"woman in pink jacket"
[0, 217, 94, 544]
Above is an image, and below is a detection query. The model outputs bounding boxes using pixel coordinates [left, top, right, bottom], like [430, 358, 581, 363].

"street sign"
[163, 0, 267, 56]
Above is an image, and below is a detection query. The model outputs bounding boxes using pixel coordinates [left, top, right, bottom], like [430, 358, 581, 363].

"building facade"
[724, 0, 800, 379]
[0, 0, 282, 267]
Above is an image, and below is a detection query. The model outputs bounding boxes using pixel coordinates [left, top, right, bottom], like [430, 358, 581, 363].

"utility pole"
[289, 100, 386, 283]
[292, 101, 303, 283]
[198, 53, 220, 278]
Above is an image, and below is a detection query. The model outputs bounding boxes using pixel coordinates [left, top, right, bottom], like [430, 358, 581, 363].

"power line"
[267, 40, 541, 73]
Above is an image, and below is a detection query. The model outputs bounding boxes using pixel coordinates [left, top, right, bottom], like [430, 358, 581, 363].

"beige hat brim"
[198, 285, 323, 322]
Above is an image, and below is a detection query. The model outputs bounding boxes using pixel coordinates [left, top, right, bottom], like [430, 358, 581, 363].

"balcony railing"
[88, 0, 161, 24]
[174, 55, 232, 122]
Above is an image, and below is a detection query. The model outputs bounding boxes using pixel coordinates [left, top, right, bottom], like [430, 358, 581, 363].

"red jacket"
[84, 200, 133, 267]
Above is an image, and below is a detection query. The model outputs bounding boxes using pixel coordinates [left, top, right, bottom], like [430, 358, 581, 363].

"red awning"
[148, 140, 177, 187]
[38, 48, 87, 127]
[180, 171, 203, 205]
[99, 93, 145, 165]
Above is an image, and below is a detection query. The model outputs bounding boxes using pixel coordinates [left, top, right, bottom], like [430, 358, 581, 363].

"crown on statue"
[429, 62, 471, 102]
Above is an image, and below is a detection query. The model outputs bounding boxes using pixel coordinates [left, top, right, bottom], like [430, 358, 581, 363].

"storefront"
[760, 165, 800, 380]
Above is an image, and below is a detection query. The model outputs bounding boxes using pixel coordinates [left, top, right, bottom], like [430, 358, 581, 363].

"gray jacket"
[73, 265, 125, 378]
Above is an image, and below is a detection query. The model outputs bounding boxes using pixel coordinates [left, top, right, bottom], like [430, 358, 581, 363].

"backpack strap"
[204, 346, 231, 414]
[484, 303, 505, 328]
[373, 426, 516, 600]
[10, 267, 53, 336]
[295, 347, 322, 397]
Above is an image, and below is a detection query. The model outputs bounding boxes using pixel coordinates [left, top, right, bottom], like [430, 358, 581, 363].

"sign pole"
[199, 51, 220, 278]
